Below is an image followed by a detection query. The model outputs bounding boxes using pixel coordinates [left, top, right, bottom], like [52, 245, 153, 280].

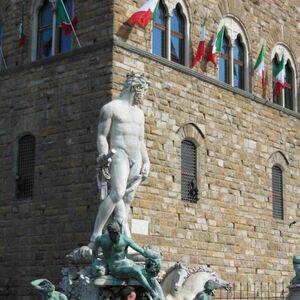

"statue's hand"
[141, 162, 150, 181]
[97, 153, 109, 164]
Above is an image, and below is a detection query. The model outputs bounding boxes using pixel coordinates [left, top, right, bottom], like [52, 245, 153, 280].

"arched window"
[271, 44, 297, 111]
[272, 165, 283, 220]
[181, 140, 198, 202]
[285, 61, 294, 110]
[217, 17, 250, 91]
[218, 33, 230, 84]
[152, 2, 167, 58]
[35, 0, 74, 60]
[171, 5, 185, 65]
[17, 135, 36, 198]
[272, 56, 281, 105]
[233, 35, 244, 89]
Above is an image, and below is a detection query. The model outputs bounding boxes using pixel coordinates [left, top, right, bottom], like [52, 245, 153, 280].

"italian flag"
[206, 25, 225, 66]
[275, 56, 286, 96]
[128, 0, 159, 28]
[18, 21, 26, 47]
[57, 0, 78, 35]
[192, 15, 207, 67]
[254, 45, 265, 93]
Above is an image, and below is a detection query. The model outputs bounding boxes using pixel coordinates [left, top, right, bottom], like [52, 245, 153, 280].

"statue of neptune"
[89, 73, 150, 247]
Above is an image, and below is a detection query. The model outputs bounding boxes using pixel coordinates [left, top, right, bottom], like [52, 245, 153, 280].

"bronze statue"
[92, 222, 163, 300]
[193, 280, 223, 300]
[291, 255, 300, 286]
[31, 279, 68, 300]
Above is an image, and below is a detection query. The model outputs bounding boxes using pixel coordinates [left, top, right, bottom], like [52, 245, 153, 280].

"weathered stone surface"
[0, 0, 300, 299]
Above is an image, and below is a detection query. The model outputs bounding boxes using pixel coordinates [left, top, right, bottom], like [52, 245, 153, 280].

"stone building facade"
[0, 0, 300, 299]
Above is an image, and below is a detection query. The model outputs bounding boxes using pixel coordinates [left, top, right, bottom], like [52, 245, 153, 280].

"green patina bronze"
[193, 280, 223, 300]
[92, 222, 163, 300]
[291, 255, 300, 286]
[31, 279, 68, 300]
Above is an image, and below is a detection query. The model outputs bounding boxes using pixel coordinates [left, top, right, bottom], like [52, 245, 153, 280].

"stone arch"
[271, 43, 298, 78]
[176, 122, 205, 145]
[168, 0, 192, 24]
[268, 151, 289, 170]
[211, 0, 254, 51]
[267, 27, 300, 67]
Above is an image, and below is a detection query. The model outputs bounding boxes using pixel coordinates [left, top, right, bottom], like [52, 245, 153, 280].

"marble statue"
[90, 72, 150, 247]
[161, 264, 230, 300]
[31, 279, 68, 300]
[92, 222, 164, 300]
[290, 255, 300, 286]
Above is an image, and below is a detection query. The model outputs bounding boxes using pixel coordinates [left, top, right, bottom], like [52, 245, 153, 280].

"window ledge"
[113, 37, 300, 121]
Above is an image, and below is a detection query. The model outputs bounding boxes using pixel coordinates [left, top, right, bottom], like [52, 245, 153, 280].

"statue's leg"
[112, 266, 157, 299]
[115, 156, 142, 237]
[90, 154, 130, 243]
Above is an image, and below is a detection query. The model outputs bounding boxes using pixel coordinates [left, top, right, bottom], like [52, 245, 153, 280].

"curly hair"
[122, 72, 150, 93]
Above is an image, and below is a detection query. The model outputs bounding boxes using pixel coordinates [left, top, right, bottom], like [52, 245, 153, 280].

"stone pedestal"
[287, 285, 300, 300]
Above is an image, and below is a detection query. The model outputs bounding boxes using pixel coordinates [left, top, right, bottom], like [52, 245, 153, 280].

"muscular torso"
[99, 235, 130, 269]
[102, 100, 144, 159]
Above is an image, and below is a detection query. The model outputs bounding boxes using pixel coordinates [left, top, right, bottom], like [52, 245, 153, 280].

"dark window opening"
[181, 140, 198, 202]
[37, 1, 53, 59]
[233, 35, 244, 90]
[272, 165, 283, 219]
[171, 5, 184, 65]
[284, 61, 293, 110]
[17, 135, 36, 198]
[218, 32, 230, 84]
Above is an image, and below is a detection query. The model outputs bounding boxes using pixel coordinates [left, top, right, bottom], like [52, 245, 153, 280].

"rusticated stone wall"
[0, 0, 299, 299]
[112, 0, 300, 284]
[112, 43, 300, 285]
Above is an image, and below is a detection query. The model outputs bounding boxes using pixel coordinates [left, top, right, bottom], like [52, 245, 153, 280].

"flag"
[254, 45, 265, 93]
[18, 2, 26, 47]
[206, 25, 225, 66]
[18, 22, 26, 47]
[274, 56, 286, 96]
[57, 0, 78, 35]
[192, 15, 207, 67]
[128, 0, 159, 28]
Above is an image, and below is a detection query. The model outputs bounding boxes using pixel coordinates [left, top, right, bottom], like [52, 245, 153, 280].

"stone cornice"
[113, 38, 300, 121]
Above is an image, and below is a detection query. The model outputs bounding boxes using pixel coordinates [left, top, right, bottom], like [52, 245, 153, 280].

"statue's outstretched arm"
[126, 236, 156, 260]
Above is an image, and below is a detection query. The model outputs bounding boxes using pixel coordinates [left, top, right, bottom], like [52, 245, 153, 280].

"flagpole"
[0, 46, 7, 69]
[59, 0, 82, 48]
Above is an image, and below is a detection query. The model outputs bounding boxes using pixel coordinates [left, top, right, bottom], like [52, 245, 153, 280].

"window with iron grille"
[16, 135, 36, 198]
[272, 165, 283, 219]
[181, 140, 198, 202]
